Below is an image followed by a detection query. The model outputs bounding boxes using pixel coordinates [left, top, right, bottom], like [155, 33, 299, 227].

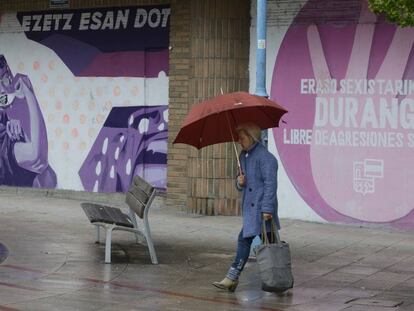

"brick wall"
[166, 0, 191, 209]
[167, 0, 250, 215]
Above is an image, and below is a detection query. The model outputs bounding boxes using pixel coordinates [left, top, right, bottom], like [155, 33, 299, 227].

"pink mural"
[271, 0, 414, 227]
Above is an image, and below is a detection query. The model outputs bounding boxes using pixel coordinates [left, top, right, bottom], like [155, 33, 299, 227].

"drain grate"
[0, 243, 8, 263]
[346, 297, 404, 308]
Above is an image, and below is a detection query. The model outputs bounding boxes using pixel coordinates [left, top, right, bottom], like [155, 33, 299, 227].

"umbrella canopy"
[173, 91, 288, 149]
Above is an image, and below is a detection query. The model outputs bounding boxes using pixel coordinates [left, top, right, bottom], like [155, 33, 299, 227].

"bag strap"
[261, 217, 281, 245]
[261, 220, 269, 245]
[273, 219, 282, 244]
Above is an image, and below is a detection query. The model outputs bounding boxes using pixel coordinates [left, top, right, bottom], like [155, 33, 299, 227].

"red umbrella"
[173, 91, 287, 148]
[173, 91, 287, 170]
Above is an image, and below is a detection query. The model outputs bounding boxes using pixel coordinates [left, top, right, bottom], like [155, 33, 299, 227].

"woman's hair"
[235, 122, 261, 142]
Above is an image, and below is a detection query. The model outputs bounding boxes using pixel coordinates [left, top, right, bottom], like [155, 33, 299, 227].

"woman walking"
[212, 122, 279, 292]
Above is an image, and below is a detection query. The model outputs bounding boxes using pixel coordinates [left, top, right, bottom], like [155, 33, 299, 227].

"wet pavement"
[0, 192, 413, 310]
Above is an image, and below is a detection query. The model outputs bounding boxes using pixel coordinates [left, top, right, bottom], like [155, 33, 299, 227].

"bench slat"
[81, 203, 134, 228]
[132, 175, 153, 196]
[125, 175, 156, 218]
[125, 191, 146, 219]
[128, 185, 149, 204]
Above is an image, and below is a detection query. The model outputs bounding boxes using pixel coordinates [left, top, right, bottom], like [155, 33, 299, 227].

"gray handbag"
[255, 218, 294, 292]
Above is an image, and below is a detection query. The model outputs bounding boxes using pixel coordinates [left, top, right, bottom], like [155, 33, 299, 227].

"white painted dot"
[115, 147, 120, 160]
[139, 118, 149, 134]
[148, 140, 167, 153]
[163, 110, 168, 122]
[95, 161, 101, 176]
[102, 137, 108, 154]
[120, 135, 125, 142]
[158, 123, 165, 131]
[93, 180, 99, 192]
[128, 115, 134, 126]
[110, 165, 115, 178]
[126, 158, 132, 175]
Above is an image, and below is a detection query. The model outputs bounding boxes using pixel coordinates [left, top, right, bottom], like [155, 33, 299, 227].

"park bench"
[81, 175, 158, 264]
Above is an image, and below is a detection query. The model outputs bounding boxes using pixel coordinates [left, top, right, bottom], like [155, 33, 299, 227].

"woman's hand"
[262, 213, 272, 221]
[237, 172, 246, 187]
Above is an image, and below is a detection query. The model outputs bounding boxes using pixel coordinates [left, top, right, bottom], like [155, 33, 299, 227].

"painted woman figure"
[213, 122, 280, 292]
[0, 55, 56, 187]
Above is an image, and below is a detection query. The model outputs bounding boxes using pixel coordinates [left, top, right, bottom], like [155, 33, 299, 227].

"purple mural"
[13, 5, 170, 192]
[16, 6, 170, 77]
[0, 55, 56, 187]
[271, 0, 414, 227]
[79, 105, 168, 192]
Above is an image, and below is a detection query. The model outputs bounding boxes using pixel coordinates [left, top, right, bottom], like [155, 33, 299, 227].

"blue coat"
[237, 142, 280, 238]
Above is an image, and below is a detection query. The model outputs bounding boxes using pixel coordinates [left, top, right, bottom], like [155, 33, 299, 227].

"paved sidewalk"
[0, 192, 413, 311]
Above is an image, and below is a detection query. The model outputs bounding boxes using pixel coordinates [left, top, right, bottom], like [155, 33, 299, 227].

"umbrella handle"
[233, 141, 242, 174]
[225, 112, 242, 173]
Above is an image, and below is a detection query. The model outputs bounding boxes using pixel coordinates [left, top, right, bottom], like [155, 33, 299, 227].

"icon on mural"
[79, 105, 167, 193]
[0, 55, 56, 188]
[353, 159, 384, 195]
[272, 0, 414, 224]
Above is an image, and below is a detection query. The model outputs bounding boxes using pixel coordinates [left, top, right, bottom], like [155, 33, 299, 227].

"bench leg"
[105, 225, 114, 264]
[143, 215, 158, 264]
[128, 208, 141, 244]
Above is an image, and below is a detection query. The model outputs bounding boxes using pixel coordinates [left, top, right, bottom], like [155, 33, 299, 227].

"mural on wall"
[79, 105, 168, 192]
[0, 55, 56, 187]
[272, 0, 414, 227]
[0, 5, 169, 191]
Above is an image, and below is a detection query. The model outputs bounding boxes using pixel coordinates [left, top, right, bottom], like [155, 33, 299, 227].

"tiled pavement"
[0, 192, 413, 310]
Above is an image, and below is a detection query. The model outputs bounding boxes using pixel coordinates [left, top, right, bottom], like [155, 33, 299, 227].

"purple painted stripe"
[78, 50, 169, 77]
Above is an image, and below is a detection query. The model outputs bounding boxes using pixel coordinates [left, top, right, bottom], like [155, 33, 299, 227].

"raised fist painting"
[0, 55, 56, 187]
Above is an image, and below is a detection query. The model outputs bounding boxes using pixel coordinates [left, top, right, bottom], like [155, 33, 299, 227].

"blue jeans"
[226, 229, 271, 281]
